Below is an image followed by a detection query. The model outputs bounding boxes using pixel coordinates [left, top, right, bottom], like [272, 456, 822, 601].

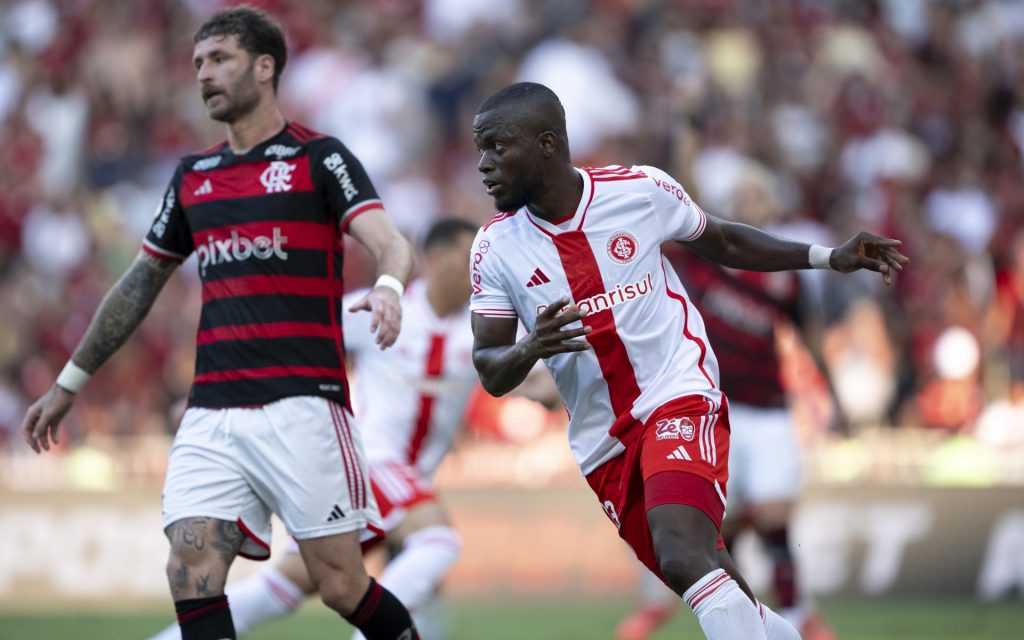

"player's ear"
[254, 53, 275, 85]
[538, 130, 558, 158]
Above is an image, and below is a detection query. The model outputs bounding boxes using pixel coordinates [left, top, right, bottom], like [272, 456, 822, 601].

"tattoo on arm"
[72, 251, 177, 373]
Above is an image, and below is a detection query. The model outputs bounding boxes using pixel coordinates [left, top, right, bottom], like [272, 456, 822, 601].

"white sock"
[758, 600, 803, 640]
[410, 589, 451, 640]
[146, 566, 305, 640]
[229, 566, 305, 633]
[351, 525, 463, 640]
[683, 569, 767, 640]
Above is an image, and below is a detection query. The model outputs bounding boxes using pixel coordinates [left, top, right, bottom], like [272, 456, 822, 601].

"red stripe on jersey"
[339, 200, 381, 234]
[592, 174, 647, 182]
[191, 221, 333, 252]
[482, 211, 517, 231]
[180, 157, 315, 207]
[324, 217, 350, 404]
[408, 334, 446, 464]
[553, 231, 642, 419]
[288, 122, 324, 142]
[194, 365, 345, 384]
[141, 241, 185, 263]
[660, 260, 716, 388]
[196, 321, 337, 345]
[201, 275, 344, 303]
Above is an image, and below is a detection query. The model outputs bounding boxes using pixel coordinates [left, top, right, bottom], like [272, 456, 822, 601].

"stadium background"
[0, 0, 1023, 638]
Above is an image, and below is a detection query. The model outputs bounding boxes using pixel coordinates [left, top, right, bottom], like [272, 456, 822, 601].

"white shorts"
[162, 395, 383, 560]
[725, 402, 803, 506]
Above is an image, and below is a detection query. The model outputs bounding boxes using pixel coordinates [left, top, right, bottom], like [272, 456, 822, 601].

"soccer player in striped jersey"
[468, 82, 908, 640]
[21, 7, 417, 640]
[148, 218, 494, 640]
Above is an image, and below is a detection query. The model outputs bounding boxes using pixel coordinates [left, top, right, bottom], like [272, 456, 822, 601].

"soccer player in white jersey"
[148, 218, 485, 640]
[468, 82, 908, 640]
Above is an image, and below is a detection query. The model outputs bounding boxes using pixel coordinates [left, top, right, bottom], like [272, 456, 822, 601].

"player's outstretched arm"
[472, 297, 591, 397]
[21, 251, 178, 453]
[346, 209, 414, 349]
[684, 216, 909, 284]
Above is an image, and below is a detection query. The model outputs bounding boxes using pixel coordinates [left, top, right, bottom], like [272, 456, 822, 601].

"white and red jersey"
[343, 279, 477, 479]
[470, 165, 723, 475]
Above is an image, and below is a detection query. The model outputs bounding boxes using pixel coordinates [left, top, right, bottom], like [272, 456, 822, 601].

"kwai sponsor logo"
[195, 228, 289, 276]
[323, 152, 359, 201]
[150, 187, 176, 238]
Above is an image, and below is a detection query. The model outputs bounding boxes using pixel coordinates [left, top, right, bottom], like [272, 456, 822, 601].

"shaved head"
[476, 82, 569, 159]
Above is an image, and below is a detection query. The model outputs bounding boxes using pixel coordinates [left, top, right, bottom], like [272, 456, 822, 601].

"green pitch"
[1, 597, 1021, 639]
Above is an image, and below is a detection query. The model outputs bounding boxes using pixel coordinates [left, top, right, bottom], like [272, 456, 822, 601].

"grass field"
[1, 597, 1022, 640]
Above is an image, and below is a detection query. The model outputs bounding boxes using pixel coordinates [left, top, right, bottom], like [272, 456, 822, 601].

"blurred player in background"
[617, 223, 840, 639]
[149, 218, 548, 640]
[468, 82, 907, 640]
[21, 7, 418, 640]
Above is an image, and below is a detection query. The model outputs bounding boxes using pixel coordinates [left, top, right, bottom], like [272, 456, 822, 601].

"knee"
[317, 572, 369, 616]
[656, 547, 717, 594]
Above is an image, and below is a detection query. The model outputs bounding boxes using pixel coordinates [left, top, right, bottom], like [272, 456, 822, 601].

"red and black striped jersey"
[670, 250, 805, 409]
[142, 122, 382, 408]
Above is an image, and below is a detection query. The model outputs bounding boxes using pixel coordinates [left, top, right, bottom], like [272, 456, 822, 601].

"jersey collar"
[524, 167, 594, 238]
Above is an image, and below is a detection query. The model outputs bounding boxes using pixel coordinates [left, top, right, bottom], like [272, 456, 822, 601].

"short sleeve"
[342, 288, 375, 354]
[310, 137, 384, 234]
[468, 229, 517, 318]
[142, 163, 193, 262]
[636, 165, 707, 243]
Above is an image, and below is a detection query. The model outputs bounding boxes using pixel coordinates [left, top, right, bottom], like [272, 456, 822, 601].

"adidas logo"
[666, 445, 691, 461]
[525, 267, 551, 288]
[326, 504, 345, 522]
[193, 179, 213, 196]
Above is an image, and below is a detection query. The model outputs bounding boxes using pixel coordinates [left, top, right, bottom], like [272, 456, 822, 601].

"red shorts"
[586, 395, 730, 579]
[369, 461, 437, 531]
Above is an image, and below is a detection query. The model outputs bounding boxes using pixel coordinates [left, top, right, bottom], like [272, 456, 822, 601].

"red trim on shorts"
[408, 334, 446, 463]
[553, 231, 642, 420]
[644, 470, 725, 529]
[330, 402, 361, 510]
[235, 518, 271, 561]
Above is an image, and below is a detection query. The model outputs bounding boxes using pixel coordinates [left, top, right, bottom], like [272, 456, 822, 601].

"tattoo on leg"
[195, 573, 211, 597]
[212, 519, 244, 565]
[167, 517, 210, 553]
[170, 563, 190, 600]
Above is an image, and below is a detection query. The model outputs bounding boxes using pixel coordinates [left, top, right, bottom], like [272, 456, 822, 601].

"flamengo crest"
[607, 231, 639, 264]
[260, 161, 296, 193]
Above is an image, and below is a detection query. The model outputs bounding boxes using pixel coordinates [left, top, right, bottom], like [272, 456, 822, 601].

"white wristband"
[374, 274, 405, 297]
[808, 245, 835, 270]
[56, 361, 91, 394]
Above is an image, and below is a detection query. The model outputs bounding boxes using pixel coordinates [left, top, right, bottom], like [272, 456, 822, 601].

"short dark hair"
[477, 82, 566, 123]
[422, 218, 478, 252]
[194, 5, 287, 91]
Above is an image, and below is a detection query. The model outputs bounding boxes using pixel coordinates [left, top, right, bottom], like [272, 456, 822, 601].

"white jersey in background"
[344, 279, 478, 479]
[470, 165, 723, 475]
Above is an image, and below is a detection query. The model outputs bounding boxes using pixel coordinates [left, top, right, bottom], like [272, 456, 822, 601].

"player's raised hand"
[21, 384, 76, 453]
[830, 232, 909, 285]
[349, 286, 402, 349]
[525, 297, 593, 359]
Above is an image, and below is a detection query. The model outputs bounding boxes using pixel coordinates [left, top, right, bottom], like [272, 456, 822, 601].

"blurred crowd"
[2, 0, 1024, 464]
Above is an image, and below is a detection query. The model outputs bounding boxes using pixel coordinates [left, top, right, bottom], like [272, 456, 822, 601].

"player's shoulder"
[178, 140, 229, 174]
[585, 164, 650, 184]
[475, 209, 525, 246]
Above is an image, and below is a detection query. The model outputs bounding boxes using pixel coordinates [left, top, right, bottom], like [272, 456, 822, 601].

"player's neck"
[526, 165, 583, 223]
[225, 102, 286, 154]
